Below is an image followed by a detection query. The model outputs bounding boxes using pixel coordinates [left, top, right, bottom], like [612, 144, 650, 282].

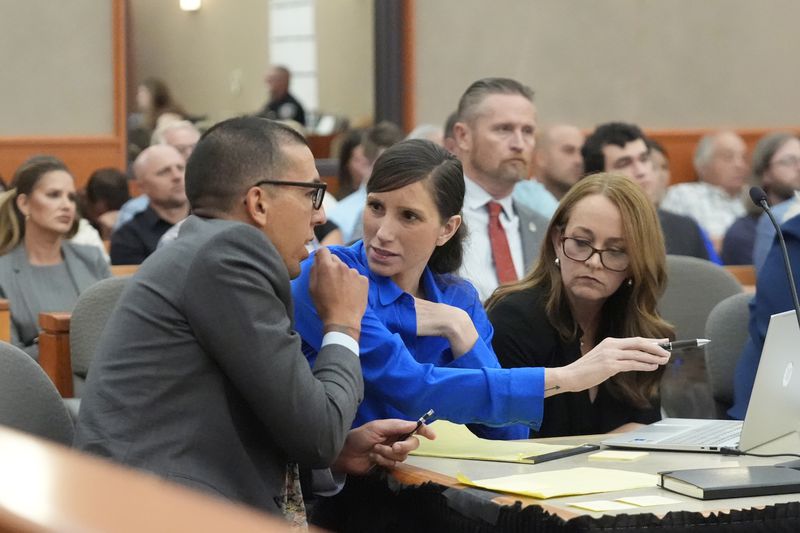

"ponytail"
[0, 189, 22, 255]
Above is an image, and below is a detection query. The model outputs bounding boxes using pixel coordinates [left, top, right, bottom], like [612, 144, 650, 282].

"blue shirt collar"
[357, 241, 444, 306]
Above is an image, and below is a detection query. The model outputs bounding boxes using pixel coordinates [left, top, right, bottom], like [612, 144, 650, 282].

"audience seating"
[0, 341, 74, 445]
[660, 255, 744, 340]
[39, 276, 129, 398]
[659, 255, 743, 419]
[704, 292, 753, 418]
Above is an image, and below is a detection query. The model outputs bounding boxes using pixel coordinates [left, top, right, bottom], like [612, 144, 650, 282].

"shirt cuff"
[321, 331, 359, 357]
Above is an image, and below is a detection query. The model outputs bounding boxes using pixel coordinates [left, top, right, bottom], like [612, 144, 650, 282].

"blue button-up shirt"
[291, 242, 544, 440]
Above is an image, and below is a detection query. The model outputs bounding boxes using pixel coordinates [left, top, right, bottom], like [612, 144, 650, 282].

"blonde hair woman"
[486, 173, 674, 437]
[0, 156, 110, 358]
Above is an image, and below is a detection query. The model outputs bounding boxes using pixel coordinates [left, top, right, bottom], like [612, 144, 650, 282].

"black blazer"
[488, 285, 660, 437]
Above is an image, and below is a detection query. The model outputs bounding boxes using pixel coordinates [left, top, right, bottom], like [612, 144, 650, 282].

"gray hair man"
[661, 131, 749, 247]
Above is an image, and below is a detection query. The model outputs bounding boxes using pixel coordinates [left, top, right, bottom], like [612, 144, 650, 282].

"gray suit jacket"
[515, 200, 549, 271]
[0, 242, 110, 351]
[74, 216, 364, 514]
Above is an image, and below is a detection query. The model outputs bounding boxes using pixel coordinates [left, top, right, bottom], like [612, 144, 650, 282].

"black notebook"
[659, 466, 800, 500]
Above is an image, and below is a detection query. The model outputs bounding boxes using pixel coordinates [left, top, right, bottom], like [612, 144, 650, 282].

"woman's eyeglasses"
[771, 156, 800, 169]
[253, 180, 327, 210]
[560, 237, 629, 272]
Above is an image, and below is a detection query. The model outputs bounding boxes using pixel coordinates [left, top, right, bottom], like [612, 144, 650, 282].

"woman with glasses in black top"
[486, 173, 674, 438]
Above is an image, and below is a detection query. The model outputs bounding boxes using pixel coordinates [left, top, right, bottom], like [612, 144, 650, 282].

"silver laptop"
[602, 310, 800, 453]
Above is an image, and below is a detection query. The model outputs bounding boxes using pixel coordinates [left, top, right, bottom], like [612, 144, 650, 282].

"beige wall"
[316, 0, 374, 125]
[0, 0, 113, 135]
[415, 0, 800, 130]
[130, 0, 269, 125]
[130, 0, 374, 127]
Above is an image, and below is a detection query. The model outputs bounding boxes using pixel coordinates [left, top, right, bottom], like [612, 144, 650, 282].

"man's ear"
[436, 214, 462, 247]
[453, 121, 471, 153]
[243, 186, 270, 227]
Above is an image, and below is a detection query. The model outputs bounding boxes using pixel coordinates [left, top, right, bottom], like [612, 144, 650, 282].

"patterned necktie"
[487, 201, 518, 284]
[282, 462, 308, 530]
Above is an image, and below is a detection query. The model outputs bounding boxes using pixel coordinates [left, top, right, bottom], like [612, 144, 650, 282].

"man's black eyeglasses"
[254, 180, 327, 210]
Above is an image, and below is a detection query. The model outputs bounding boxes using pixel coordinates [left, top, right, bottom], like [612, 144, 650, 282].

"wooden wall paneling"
[646, 128, 800, 185]
[0, 0, 127, 189]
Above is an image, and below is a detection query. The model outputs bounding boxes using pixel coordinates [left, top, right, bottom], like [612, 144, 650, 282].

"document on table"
[456, 467, 658, 499]
[410, 420, 576, 463]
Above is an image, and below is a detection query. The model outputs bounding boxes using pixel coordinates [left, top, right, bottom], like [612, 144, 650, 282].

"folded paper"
[456, 467, 658, 499]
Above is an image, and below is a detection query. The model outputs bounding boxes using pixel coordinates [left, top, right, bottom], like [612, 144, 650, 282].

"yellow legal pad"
[456, 468, 658, 499]
[410, 420, 575, 463]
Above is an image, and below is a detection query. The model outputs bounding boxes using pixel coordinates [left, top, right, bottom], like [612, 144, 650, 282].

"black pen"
[658, 338, 710, 351]
[399, 409, 434, 440]
[523, 444, 600, 464]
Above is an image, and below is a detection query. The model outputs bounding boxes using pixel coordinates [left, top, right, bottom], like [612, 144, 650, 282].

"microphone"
[750, 186, 800, 333]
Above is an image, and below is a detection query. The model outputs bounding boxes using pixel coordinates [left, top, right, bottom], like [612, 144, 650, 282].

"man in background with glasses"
[748, 133, 800, 271]
[76, 117, 433, 521]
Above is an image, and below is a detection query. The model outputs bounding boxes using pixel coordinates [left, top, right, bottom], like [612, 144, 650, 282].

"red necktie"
[487, 201, 518, 284]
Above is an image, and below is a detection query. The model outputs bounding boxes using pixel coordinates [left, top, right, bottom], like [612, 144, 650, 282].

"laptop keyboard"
[660, 422, 741, 446]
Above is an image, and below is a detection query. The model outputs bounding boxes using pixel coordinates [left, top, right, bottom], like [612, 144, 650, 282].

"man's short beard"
[767, 182, 797, 203]
[472, 158, 526, 185]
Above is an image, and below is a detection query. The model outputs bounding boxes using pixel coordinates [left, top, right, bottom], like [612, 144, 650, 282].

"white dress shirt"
[661, 182, 746, 239]
[459, 176, 525, 301]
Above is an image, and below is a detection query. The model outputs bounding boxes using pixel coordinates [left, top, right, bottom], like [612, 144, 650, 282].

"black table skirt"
[310, 469, 800, 533]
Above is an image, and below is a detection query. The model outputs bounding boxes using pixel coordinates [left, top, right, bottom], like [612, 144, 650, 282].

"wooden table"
[399, 433, 800, 521]
[312, 433, 800, 531]
[0, 426, 315, 532]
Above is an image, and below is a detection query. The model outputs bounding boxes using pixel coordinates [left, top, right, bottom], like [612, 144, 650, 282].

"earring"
[627, 278, 633, 287]
[554, 257, 561, 269]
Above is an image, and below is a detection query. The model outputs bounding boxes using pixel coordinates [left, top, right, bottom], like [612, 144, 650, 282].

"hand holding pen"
[658, 338, 710, 351]
[398, 409, 435, 441]
[334, 416, 437, 475]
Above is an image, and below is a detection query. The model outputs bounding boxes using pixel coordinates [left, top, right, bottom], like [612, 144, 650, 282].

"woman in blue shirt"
[292, 139, 669, 439]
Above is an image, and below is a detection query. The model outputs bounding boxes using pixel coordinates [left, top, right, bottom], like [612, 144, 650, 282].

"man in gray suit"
[75, 118, 431, 518]
[452, 78, 549, 301]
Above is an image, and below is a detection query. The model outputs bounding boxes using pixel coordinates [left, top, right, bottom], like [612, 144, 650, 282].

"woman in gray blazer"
[0, 156, 110, 359]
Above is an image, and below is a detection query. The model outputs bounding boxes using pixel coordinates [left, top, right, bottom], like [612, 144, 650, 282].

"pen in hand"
[398, 409, 434, 441]
[658, 338, 710, 351]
